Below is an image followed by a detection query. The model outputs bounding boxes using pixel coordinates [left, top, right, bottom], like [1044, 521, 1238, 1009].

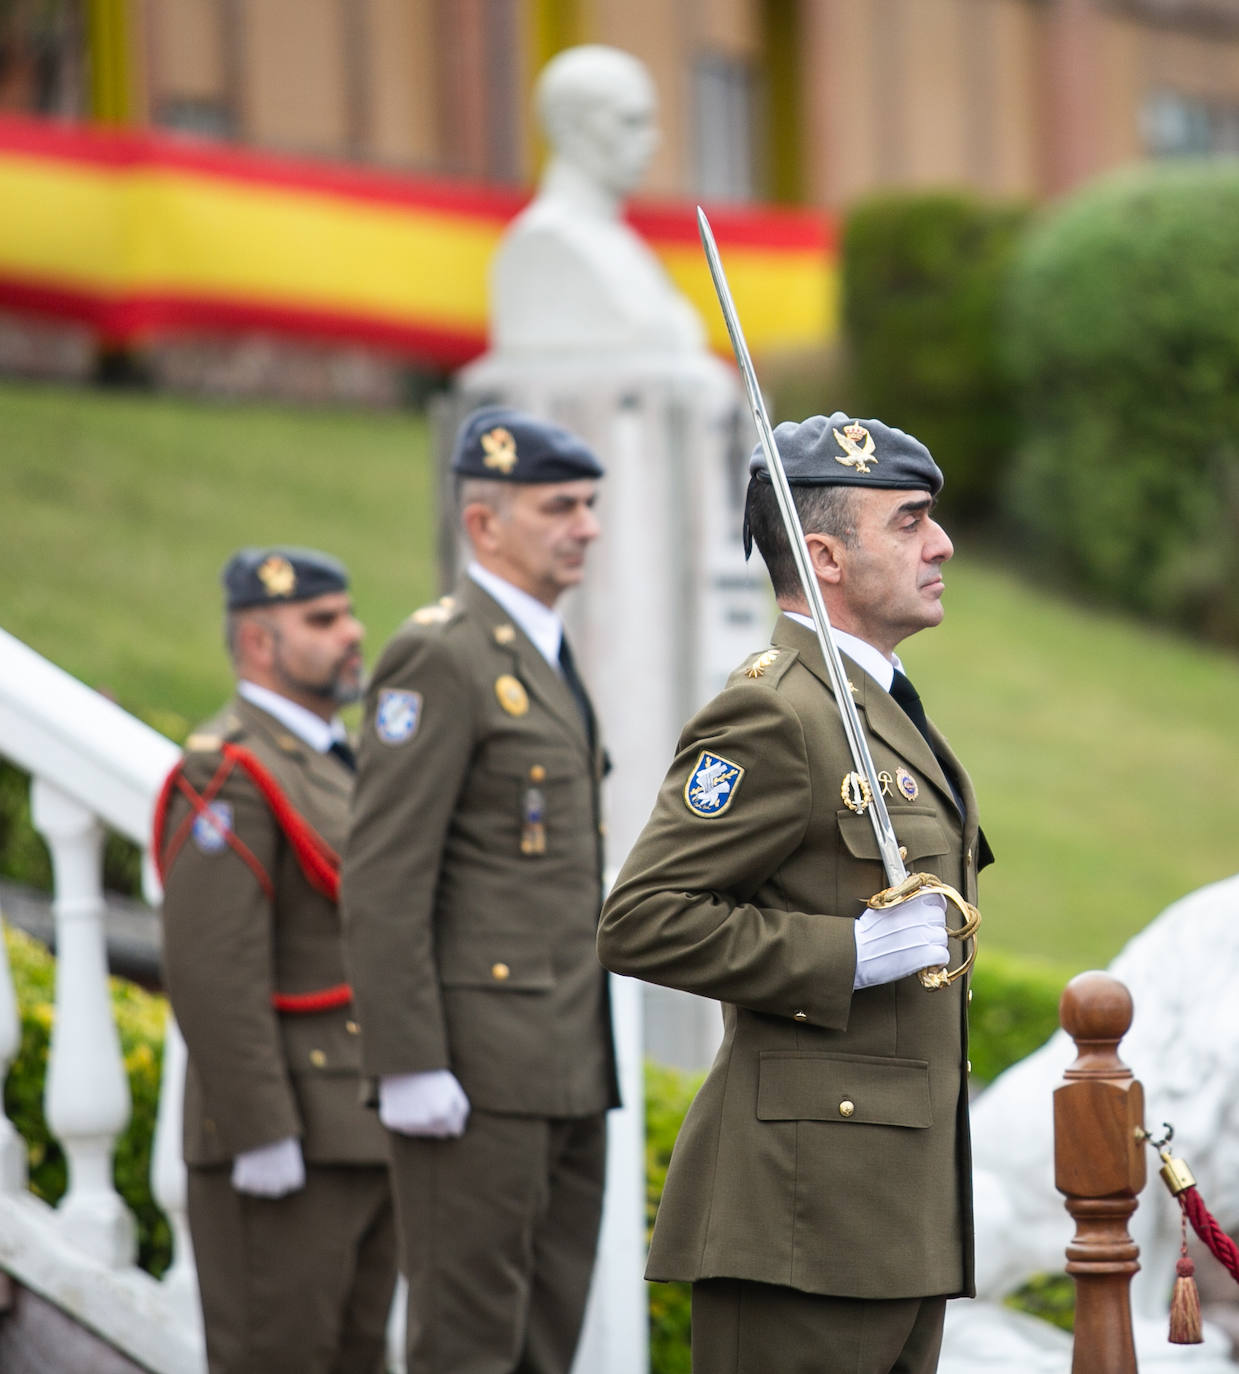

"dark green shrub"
[842, 191, 1031, 522]
[967, 948, 1065, 1086]
[3, 922, 171, 1276]
[1004, 159, 1239, 643]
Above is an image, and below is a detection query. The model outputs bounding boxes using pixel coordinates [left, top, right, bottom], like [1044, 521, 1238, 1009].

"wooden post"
[1054, 970, 1146, 1374]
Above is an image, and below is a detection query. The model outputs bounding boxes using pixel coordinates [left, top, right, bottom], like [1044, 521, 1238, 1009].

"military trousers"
[187, 1162, 396, 1374]
[390, 1109, 607, 1374]
[691, 1278, 948, 1374]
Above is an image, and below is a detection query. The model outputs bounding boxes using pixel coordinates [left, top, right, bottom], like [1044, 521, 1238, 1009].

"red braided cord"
[1181, 1186, 1239, 1286]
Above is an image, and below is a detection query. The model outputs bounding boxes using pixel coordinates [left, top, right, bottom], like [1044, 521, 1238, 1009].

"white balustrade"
[31, 777, 136, 1268]
[0, 626, 196, 1367]
[0, 911, 25, 1194]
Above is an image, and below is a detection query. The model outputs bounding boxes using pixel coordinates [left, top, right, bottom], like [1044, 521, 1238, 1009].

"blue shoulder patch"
[192, 802, 233, 854]
[683, 751, 745, 819]
[375, 688, 422, 745]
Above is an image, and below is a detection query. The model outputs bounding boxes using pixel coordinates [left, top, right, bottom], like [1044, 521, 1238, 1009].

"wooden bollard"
[1054, 971, 1146, 1374]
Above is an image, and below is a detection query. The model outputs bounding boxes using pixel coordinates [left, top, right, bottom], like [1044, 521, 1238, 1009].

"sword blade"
[696, 206, 907, 886]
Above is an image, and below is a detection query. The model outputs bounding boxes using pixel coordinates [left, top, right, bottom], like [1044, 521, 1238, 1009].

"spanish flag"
[0, 116, 835, 367]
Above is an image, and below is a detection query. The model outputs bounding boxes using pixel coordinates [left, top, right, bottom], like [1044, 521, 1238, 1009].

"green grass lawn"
[3, 377, 1237, 974]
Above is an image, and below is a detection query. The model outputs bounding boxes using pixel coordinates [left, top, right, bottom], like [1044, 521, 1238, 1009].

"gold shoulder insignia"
[493, 624, 516, 645]
[185, 733, 221, 752]
[411, 603, 449, 626]
[745, 649, 780, 679]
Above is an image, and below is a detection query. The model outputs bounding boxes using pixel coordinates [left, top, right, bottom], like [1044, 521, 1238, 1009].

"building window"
[692, 52, 755, 202]
[1142, 89, 1239, 157]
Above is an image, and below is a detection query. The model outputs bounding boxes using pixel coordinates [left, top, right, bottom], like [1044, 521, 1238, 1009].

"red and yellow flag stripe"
[0, 116, 836, 366]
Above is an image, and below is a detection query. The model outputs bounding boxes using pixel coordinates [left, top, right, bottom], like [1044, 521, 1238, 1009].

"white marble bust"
[490, 45, 706, 357]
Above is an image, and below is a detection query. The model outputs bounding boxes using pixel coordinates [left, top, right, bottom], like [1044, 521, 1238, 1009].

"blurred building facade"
[5, 0, 1239, 206]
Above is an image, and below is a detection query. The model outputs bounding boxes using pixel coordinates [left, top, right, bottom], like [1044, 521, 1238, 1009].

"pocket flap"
[439, 931, 553, 991]
[837, 809, 949, 863]
[757, 1051, 932, 1127]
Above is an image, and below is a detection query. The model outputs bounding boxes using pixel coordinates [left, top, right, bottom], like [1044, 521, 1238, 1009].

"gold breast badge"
[840, 771, 873, 814]
[495, 674, 529, 716]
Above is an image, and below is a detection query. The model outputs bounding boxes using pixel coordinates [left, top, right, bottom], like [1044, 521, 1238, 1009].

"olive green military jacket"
[340, 577, 620, 1118]
[158, 697, 389, 1167]
[597, 615, 984, 1300]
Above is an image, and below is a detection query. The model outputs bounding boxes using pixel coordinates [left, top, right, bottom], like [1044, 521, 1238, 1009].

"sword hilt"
[866, 872, 980, 990]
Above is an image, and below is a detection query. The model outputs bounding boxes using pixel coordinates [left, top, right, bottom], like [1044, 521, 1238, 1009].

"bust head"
[536, 45, 659, 199]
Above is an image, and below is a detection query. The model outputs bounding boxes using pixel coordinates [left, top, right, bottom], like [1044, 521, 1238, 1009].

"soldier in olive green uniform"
[156, 548, 395, 1374]
[598, 415, 991, 1374]
[341, 409, 619, 1374]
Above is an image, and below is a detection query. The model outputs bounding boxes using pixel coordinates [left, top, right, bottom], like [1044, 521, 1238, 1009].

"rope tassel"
[1169, 1216, 1203, 1345]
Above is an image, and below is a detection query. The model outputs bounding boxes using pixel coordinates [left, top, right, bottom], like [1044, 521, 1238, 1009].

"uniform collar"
[237, 680, 345, 753]
[467, 562, 563, 670]
[782, 613, 902, 692]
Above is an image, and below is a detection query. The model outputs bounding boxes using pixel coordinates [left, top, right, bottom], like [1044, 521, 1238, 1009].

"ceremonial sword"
[696, 206, 978, 989]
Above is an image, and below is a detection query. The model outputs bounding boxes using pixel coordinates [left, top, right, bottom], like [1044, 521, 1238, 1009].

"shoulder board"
[732, 647, 797, 687]
[184, 732, 221, 753]
[407, 594, 460, 628]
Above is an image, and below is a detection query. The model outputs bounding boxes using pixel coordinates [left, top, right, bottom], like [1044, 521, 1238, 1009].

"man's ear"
[234, 614, 274, 673]
[805, 531, 845, 586]
[462, 502, 498, 554]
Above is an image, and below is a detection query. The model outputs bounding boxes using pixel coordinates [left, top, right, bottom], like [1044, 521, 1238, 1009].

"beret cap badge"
[256, 555, 297, 598]
[481, 427, 518, 475]
[832, 423, 877, 475]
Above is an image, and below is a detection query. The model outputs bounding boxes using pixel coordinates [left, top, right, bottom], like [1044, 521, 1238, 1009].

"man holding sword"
[597, 411, 990, 1373]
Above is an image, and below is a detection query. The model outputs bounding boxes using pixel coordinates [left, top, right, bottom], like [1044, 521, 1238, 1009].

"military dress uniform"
[341, 411, 620, 1374]
[597, 413, 990, 1374]
[158, 695, 395, 1374]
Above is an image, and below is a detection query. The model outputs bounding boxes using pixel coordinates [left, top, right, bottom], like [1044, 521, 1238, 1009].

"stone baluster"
[31, 776, 136, 1267]
[1054, 970, 1146, 1374]
[0, 916, 26, 1192]
[151, 1012, 200, 1322]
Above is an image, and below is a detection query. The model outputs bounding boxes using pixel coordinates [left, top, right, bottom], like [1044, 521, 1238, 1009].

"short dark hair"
[747, 479, 858, 599]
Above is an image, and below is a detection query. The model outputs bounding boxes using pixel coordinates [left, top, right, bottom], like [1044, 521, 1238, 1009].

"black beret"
[222, 546, 349, 611]
[451, 406, 604, 483]
[750, 412, 943, 496]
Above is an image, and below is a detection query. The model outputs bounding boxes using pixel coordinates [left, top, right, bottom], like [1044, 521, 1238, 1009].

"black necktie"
[889, 670, 963, 816]
[557, 634, 595, 749]
[327, 739, 356, 772]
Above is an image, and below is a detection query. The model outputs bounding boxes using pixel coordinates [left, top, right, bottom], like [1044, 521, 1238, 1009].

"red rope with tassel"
[1143, 1123, 1239, 1345]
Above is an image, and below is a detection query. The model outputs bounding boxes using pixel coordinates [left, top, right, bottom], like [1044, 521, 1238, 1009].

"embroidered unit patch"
[192, 802, 233, 854]
[375, 689, 423, 745]
[684, 751, 745, 818]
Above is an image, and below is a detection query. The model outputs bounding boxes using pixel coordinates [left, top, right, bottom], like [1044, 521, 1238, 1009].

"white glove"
[853, 891, 950, 990]
[379, 1069, 471, 1138]
[231, 1136, 306, 1197]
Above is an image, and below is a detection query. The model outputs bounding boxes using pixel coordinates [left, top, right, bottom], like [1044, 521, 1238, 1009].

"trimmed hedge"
[841, 191, 1031, 523]
[1004, 159, 1239, 643]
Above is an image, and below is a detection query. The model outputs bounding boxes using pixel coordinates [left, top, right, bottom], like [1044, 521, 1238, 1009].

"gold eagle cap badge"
[481, 426, 518, 475]
[832, 423, 878, 475]
[257, 554, 296, 598]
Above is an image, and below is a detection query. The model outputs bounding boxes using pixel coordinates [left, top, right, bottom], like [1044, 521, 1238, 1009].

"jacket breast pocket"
[836, 809, 949, 866]
[438, 929, 554, 992]
[756, 1050, 932, 1128]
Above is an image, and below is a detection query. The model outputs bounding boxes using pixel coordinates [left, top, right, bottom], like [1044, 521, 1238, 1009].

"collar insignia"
[481, 426, 518, 475]
[833, 423, 878, 475]
[257, 555, 296, 597]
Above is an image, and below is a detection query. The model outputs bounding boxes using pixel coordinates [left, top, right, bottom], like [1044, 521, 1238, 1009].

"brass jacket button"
[529, 764, 546, 783]
[346, 1020, 360, 1035]
[839, 1099, 855, 1118]
[492, 962, 511, 981]
[792, 1010, 808, 1022]
[309, 1049, 327, 1068]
